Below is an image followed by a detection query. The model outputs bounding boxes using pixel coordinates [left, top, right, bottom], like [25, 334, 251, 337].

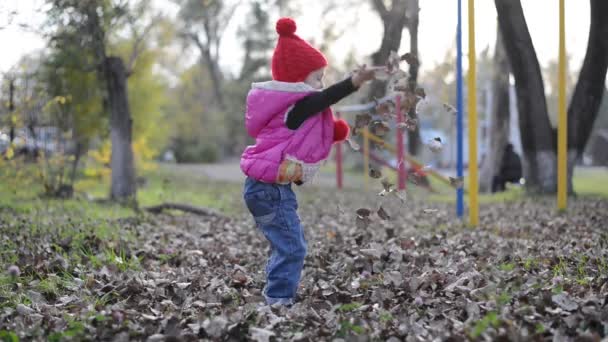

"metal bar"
[557, 0, 568, 211]
[335, 112, 343, 190]
[468, 0, 479, 226]
[363, 127, 370, 190]
[396, 95, 406, 190]
[456, 0, 465, 218]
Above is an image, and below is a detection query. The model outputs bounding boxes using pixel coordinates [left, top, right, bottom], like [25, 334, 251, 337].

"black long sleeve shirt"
[285, 77, 358, 130]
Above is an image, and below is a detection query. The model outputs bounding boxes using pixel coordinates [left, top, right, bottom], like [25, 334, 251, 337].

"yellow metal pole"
[468, 0, 479, 226]
[363, 127, 370, 190]
[557, 0, 567, 211]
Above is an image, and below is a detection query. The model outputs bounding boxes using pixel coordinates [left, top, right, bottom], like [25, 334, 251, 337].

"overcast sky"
[0, 0, 591, 76]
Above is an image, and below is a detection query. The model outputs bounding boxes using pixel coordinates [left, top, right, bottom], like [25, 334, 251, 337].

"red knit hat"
[271, 18, 328, 83]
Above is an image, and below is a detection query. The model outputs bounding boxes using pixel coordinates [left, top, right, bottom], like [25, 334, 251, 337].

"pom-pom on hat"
[271, 17, 328, 83]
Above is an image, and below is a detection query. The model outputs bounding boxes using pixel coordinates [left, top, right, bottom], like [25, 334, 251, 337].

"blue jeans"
[243, 177, 307, 306]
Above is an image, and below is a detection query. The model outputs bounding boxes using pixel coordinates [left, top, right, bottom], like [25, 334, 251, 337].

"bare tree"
[175, 0, 240, 112]
[566, 0, 608, 185]
[496, 0, 608, 194]
[495, 0, 557, 194]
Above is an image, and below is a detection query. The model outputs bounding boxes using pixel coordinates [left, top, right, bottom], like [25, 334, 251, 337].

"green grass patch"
[337, 301, 363, 313]
[499, 262, 516, 272]
[471, 311, 501, 338]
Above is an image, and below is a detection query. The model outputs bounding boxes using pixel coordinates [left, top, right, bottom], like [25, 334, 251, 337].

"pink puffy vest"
[240, 81, 335, 184]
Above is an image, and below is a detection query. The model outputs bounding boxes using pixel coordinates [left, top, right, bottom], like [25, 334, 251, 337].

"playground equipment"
[334, 94, 452, 193]
[335, 0, 568, 224]
[558, 0, 567, 210]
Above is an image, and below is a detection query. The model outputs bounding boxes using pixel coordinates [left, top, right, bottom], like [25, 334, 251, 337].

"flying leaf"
[401, 52, 420, 68]
[415, 87, 426, 99]
[386, 51, 401, 73]
[391, 189, 407, 204]
[377, 206, 391, 220]
[428, 137, 443, 153]
[381, 178, 394, 192]
[356, 216, 371, 229]
[346, 138, 360, 151]
[449, 176, 464, 189]
[370, 120, 391, 137]
[355, 113, 372, 128]
[369, 166, 382, 179]
[443, 103, 457, 115]
[356, 208, 372, 217]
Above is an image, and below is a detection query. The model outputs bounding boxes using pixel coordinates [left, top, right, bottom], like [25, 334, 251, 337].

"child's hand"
[351, 64, 379, 88]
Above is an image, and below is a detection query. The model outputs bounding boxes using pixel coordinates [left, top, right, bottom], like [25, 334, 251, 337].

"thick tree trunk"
[480, 29, 510, 193]
[406, 0, 421, 156]
[566, 0, 608, 188]
[106, 57, 137, 202]
[369, 0, 408, 100]
[495, 0, 557, 194]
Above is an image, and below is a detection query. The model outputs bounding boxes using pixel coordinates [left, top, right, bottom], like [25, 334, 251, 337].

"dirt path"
[161, 159, 353, 188]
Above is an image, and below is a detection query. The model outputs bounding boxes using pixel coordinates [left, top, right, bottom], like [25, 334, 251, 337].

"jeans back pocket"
[244, 181, 280, 225]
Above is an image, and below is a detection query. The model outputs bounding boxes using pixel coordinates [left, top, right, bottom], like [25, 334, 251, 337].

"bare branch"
[126, 14, 162, 76]
[372, 0, 389, 19]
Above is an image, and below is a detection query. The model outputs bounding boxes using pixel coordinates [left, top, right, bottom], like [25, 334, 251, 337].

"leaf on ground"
[249, 327, 275, 342]
[552, 293, 578, 311]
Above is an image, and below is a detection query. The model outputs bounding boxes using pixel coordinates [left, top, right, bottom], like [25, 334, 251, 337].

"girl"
[240, 17, 376, 306]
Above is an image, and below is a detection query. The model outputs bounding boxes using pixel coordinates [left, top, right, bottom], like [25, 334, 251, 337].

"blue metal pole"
[456, 0, 464, 218]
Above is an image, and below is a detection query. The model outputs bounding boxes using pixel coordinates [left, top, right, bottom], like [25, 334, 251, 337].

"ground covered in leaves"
[1, 170, 608, 341]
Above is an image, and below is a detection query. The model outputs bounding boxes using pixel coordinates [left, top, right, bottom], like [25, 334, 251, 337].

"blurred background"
[0, 0, 606, 203]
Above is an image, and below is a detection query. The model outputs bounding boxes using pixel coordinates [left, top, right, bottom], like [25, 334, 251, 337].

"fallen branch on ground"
[144, 203, 226, 218]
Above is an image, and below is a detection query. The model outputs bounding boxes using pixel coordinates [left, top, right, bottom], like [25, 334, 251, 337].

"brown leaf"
[369, 167, 382, 179]
[370, 120, 391, 137]
[346, 138, 360, 151]
[401, 52, 419, 67]
[391, 190, 407, 204]
[356, 208, 372, 217]
[375, 102, 391, 116]
[415, 87, 426, 99]
[377, 206, 391, 221]
[356, 216, 370, 229]
[355, 113, 372, 128]
[443, 103, 457, 115]
[381, 178, 394, 192]
[449, 176, 464, 189]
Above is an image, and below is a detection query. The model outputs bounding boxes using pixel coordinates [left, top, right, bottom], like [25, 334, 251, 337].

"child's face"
[304, 68, 325, 89]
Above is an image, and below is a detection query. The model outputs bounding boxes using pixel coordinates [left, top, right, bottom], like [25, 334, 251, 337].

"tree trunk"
[495, 0, 557, 194]
[369, 0, 408, 100]
[566, 0, 608, 188]
[106, 57, 137, 202]
[480, 28, 510, 193]
[8, 79, 15, 143]
[406, 0, 421, 156]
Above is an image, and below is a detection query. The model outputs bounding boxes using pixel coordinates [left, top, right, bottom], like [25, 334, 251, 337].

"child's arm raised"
[285, 66, 377, 130]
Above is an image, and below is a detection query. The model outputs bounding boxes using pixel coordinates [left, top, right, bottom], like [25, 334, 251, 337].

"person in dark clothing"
[492, 143, 523, 193]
